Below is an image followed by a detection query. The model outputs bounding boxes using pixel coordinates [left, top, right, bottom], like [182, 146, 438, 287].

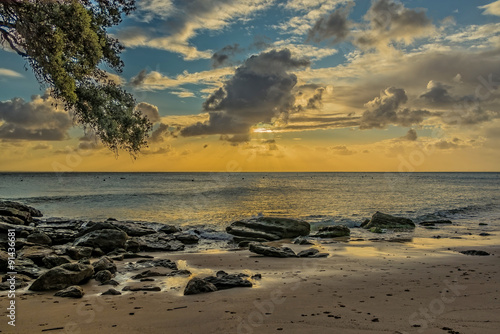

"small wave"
[415, 202, 500, 222]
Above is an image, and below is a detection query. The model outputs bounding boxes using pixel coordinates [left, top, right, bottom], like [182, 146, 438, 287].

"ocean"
[1, 172, 499, 240]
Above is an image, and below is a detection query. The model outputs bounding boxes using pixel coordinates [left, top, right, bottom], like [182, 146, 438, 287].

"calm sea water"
[1, 172, 499, 238]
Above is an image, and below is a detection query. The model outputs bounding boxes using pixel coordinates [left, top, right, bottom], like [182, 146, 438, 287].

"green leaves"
[1, 0, 150, 155]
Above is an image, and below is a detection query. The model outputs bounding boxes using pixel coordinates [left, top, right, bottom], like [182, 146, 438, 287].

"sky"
[1, 0, 500, 172]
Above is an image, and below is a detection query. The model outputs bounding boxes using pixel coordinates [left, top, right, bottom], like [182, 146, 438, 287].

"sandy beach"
[4, 236, 499, 334]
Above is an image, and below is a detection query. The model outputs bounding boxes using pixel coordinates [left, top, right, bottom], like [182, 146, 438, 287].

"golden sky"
[1, 0, 500, 172]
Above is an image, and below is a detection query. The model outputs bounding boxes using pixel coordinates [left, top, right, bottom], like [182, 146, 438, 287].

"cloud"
[0, 68, 23, 78]
[32, 143, 52, 150]
[118, 0, 273, 60]
[419, 81, 454, 104]
[359, 87, 430, 129]
[356, 0, 435, 49]
[479, 1, 500, 17]
[212, 44, 242, 68]
[401, 128, 417, 141]
[307, 3, 352, 44]
[129, 67, 234, 91]
[133, 0, 175, 22]
[135, 102, 161, 123]
[0, 93, 72, 141]
[330, 145, 355, 155]
[150, 123, 170, 143]
[419, 80, 477, 106]
[181, 49, 310, 141]
[277, 0, 349, 35]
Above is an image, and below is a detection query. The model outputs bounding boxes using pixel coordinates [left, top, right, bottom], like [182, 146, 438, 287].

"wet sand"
[3, 238, 500, 334]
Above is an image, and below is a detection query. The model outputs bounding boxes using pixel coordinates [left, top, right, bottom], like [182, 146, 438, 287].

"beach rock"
[479, 232, 491, 236]
[363, 212, 415, 229]
[0, 206, 32, 224]
[73, 229, 128, 253]
[297, 248, 319, 257]
[75, 221, 123, 238]
[101, 288, 121, 295]
[0, 201, 42, 217]
[0, 215, 25, 225]
[227, 217, 310, 241]
[175, 233, 200, 245]
[125, 239, 141, 253]
[184, 277, 218, 295]
[293, 236, 313, 245]
[41, 229, 78, 245]
[459, 250, 490, 256]
[204, 271, 252, 290]
[136, 234, 185, 252]
[297, 248, 329, 258]
[100, 279, 119, 286]
[18, 246, 55, 265]
[313, 225, 350, 238]
[26, 232, 52, 245]
[158, 224, 181, 234]
[0, 221, 35, 234]
[167, 269, 192, 277]
[130, 259, 178, 271]
[66, 246, 93, 260]
[122, 285, 161, 292]
[54, 285, 84, 298]
[92, 256, 117, 274]
[29, 263, 94, 291]
[108, 220, 157, 237]
[419, 220, 453, 226]
[15, 258, 43, 278]
[131, 270, 167, 280]
[42, 255, 71, 269]
[248, 243, 297, 258]
[94, 270, 113, 283]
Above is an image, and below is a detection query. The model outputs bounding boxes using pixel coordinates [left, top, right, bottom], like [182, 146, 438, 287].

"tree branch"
[0, 26, 27, 56]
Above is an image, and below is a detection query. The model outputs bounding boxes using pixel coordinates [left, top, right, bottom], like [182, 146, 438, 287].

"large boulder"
[73, 229, 128, 253]
[363, 212, 415, 230]
[313, 225, 350, 238]
[184, 277, 217, 295]
[204, 271, 252, 290]
[248, 243, 297, 258]
[227, 217, 310, 241]
[29, 263, 94, 291]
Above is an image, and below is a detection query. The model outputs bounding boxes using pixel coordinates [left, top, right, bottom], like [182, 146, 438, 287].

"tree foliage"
[0, 0, 151, 154]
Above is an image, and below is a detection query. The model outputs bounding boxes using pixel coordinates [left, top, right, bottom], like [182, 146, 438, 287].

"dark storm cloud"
[0, 93, 72, 141]
[181, 49, 310, 141]
[211, 44, 242, 68]
[307, 4, 352, 44]
[359, 87, 431, 129]
[150, 123, 170, 142]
